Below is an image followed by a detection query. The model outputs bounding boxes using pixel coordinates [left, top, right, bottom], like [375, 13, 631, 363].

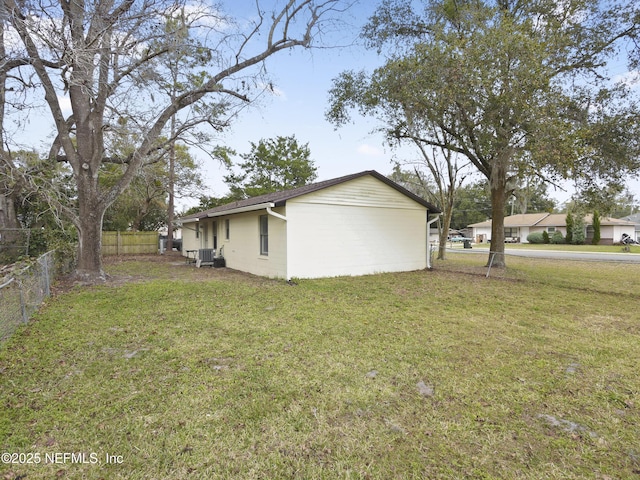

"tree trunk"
[167, 114, 176, 252]
[438, 203, 453, 260]
[75, 174, 107, 282]
[0, 193, 19, 230]
[488, 165, 509, 268]
[76, 210, 106, 281]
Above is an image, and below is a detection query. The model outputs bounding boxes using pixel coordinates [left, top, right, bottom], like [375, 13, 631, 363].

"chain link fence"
[0, 250, 55, 343]
[0, 228, 33, 263]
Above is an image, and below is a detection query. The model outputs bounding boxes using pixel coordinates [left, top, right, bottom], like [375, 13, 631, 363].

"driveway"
[447, 246, 640, 263]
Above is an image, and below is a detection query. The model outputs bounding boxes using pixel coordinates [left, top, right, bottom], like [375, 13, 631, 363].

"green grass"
[466, 242, 640, 254]
[1, 255, 639, 479]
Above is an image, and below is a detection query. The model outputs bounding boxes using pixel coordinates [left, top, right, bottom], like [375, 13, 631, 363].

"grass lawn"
[1, 254, 639, 479]
[465, 242, 640, 254]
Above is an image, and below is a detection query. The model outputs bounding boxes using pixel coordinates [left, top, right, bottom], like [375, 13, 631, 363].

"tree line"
[2, 0, 639, 279]
[0, 0, 346, 280]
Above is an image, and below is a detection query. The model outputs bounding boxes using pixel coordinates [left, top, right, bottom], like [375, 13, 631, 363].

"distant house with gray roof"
[468, 213, 635, 245]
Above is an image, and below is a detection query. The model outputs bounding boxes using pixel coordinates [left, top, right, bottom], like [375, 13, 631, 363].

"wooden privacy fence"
[102, 231, 159, 255]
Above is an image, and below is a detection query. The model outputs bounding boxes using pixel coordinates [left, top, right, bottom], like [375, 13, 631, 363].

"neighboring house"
[469, 213, 635, 245]
[179, 170, 441, 279]
[469, 213, 548, 244]
[621, 213, 640, 242]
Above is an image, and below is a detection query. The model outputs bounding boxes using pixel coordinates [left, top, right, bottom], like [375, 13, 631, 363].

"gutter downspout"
[266, 204, 289, 279]
[426, 213, 442, 270]
[266, 204, 287, 221]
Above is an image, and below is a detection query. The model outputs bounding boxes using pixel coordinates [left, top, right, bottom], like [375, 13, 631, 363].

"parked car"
[448, 235, 473, 242]
[159, 235, 182, 251]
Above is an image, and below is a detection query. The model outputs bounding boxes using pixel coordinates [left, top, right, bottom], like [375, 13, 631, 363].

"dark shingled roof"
[180, 170, 441, 221]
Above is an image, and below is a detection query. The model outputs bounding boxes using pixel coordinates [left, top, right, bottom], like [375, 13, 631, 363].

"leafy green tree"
[571, 183, 625, 217]
[1, 0, 344, 282]
[510, 178, 556, 215]
[183, 194, 239, 216]
[542, 231, 550, 244]
[592, 211, 601, 245]
[450, 181, 492, 230]
[224, 136, 317, 199]
[102, 163, 167, 232]
[572, 215, 586, 245]
[327, 0, 640, 267]
[103, 144, 203, 231]
[150, 9, 216, 250]
[450, 178, 555, 230]
[565, 212, 574, 245]
[388, 165, 435, 201]
[0, 151, 77, 261]
[611, 190, 640, 218]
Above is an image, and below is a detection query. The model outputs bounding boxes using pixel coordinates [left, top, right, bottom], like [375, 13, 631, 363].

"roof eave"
[206, 202, 276, 218]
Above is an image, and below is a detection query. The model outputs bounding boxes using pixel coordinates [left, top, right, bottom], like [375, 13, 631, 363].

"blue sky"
[9, 0, 639, 211]
[197, 0, 640, 211]
[192, 1, 397, 208]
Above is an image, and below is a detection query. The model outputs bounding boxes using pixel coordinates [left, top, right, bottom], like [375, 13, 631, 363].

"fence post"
[42, 252, 51, 297]
[486, 251, 496, 278]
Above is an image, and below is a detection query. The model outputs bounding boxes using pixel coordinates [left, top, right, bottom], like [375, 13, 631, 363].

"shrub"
[527, 232, 546, 244]
[571, 215, 586, 245]
[592, 210, 601, 245]
[565, 213, 574, 244]
[542, 231, 550, 244]
[551, 231, 565, 244]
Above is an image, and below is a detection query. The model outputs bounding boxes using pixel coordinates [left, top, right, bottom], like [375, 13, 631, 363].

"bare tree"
[1, 0, 350, 281]
[394, 124, 468, 261]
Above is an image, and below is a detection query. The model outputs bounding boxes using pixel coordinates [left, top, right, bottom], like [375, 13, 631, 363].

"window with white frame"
[225, 219, 230, 240]
[259, 215, 268, 255]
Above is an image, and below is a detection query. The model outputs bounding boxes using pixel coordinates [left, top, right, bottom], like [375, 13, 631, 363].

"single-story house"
[469, 213, 636, 244]
[179, 170, 441, 279]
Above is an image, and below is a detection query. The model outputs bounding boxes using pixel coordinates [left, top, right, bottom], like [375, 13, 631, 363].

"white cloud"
[357, 144, 383, 157]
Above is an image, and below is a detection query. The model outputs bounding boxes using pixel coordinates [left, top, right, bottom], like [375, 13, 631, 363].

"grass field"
[1, 254, 639, 479]
[461, 242, 640, 254]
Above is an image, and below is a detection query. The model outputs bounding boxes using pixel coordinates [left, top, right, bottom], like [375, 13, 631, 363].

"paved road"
[447, 246, 640, 263]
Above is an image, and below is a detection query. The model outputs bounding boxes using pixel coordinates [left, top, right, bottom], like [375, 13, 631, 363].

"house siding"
[293, 174, 422, 209]
[179, 173, 434, 279]
[285, 176, 427, 279]
[181, 210, 287, 277]
[220, 209, 287, 278]
[181, 221, 200, 253]
[181, 219, 217, 252]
